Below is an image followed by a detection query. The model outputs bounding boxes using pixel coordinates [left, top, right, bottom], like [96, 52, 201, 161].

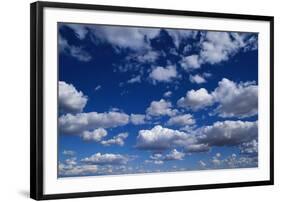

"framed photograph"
[30, 1, 274, 200]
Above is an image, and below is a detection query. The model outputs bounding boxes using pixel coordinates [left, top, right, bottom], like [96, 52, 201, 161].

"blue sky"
[58, 23, 258, 177]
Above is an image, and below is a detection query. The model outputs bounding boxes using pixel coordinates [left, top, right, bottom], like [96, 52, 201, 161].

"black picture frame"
[30, 1, 274, 200]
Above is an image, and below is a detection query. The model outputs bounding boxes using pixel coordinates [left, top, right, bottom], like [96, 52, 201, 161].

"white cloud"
[200, 32, 241, 65]
[167, 114, 195, 126]
[94, 85, 101, 91]
[62, 150, 76, 156]
[81, 153, 129, 165]
[133, 50, 160, 63]
[59, 81, 88, 114]
[136, 125, 196, 151]
[127, 75, 141, 84]
[59, 35, 69, 51]
[59, 111, 129, 135]
[59, 163, 98, 176]
[101, 132, 128, 146]
[59, 35, 92, 62]
[117, 49, 161, 73]
[146, 99, 177, 117]
[163, 91, 172, 98]
[179, 32, 258, 70]
[189, 74, 207, 84]
[145, 149, 185, 164]
[177, 88, 214, 110]
[145, 159, 164, 165]
[211, 154, 222, 167]
[199, 160, 207, 168]
[180, 55, 201, 70]
[185, 143, 210, 153]
[203, 72, 212, 78]
[130, 114, 146, 125]
[198, 120, 258, 147]
[92, 26, 160, 51]
[65, 157, 77, 166]
[177, 78, 257, 117]
[166, 29, 198, 48]
[212, 78, 258, 118]
[59, 156, 98, 176]
[164, 149, 185, 160]
[183, 44, 192, 54]
[138, 120, 258, 153]
[66, 24, 89, 39]
[243, 35, 258, 51]
[149, 65, 178, 83]
[210, 153, 258, 168]
[149, 153, 163, 160]
[239, 139, 258, 156]
[145, 153, 164, 165]
[81, 128, 107, 141]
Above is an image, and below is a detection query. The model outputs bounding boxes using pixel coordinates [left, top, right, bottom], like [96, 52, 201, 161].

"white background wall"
[0, 0, 279, 201]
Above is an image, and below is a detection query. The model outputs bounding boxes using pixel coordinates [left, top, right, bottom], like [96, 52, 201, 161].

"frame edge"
[269, 17, 274, 185]
[30, 1, 44, 200]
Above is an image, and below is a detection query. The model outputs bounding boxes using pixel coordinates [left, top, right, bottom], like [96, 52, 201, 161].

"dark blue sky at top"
[58, 22, 258, 177]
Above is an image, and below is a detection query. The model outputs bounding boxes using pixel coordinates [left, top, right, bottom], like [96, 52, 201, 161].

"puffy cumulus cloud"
[59, 35, 92, 62]
[199, 32, 242, 65]
[177, 88, 214, 110]
[59, 111, 129, 135]
[164, 149, 185, 160]
[81, 153, 129, 165]
[59, 156, 98, 176]
[225, 155, 258, 168]
[180, 55, 201, 71]
[189, 74, 207, 84]
[185, 143, 210, 153]
[81, 128, 107, 141]
[65, 23, 160, 50]
[239, 139, 258, 156]
[127, 49, 160, 64]
[210, 153, 258, 168]
[59, 81, 88, 114]
[65, 157, 77, 166]
[101, 132, 128, 146]
[198, 120, 258, 147]
[149, 153, 163, 161]
[177, 78, 258, 118]
[136, 125, 196, 151]
[59, 163, 98, 176]
[167, 114, 195, 126]
[149, 65, 178, 83]
[166, 29, 198, 48]
[179, 32, 258, 70]
[130, 114, 146, 125]
[92, 26, 160, 51]
[145, 153, 164, 165]
[212, 78, 258, 118]
[183, 120, 258, 153]
[146, 99, 177, 117]
[145, 149, 185, 164]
